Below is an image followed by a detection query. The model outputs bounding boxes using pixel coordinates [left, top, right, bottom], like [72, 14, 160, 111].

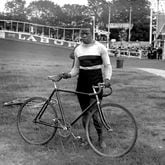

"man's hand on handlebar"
[58, 73, 71, 79]
[104, 79, 111, 88]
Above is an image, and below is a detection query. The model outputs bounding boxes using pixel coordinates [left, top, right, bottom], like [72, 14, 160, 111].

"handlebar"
[48, 75, 112, 97]
[103, 86, 112, 97]
[90, 83, 112, 97]
[48, 75, 62, 82]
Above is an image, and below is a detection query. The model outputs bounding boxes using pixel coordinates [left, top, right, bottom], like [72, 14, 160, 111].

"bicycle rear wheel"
[17, 97, 58, 145]
[86, 103, 137, 158]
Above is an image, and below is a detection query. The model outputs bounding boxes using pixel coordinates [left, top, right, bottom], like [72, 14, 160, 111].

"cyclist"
[58, 26, 112, 148]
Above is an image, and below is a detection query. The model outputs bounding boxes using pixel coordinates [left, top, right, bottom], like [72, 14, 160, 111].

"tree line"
[0, 0, 152, 41]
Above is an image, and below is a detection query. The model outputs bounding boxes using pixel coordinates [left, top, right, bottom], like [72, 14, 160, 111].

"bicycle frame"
[34, 81, 112, 131]
[17, 78, 137, 158]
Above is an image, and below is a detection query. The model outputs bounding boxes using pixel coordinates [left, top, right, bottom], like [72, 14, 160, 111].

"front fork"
[93, 87, 113, 132]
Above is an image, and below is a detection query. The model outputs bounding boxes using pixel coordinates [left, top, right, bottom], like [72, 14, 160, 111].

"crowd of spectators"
[147, 46, 163, 60]
[108, 43, 163, 60]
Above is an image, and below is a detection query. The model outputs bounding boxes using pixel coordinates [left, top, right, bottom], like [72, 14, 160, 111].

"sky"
[0, 0, 164, 13]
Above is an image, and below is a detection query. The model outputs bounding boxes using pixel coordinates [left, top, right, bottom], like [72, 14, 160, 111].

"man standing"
[59, 27, 112, 148]
[157, 46, 163, 60]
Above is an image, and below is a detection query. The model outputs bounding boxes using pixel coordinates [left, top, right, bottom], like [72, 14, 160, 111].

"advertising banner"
[4, 31, 77, 48]
[0, 30, 5, 38]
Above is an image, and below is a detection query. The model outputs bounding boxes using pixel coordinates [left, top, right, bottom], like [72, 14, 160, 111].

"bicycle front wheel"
[86, 103, 138, 158]
[17, 97, 58, 145]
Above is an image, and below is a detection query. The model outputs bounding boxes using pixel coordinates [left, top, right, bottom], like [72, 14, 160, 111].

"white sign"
[95, 29, 109, 35]
[107, 23, 133, 29]
[0, 31, 5, 38]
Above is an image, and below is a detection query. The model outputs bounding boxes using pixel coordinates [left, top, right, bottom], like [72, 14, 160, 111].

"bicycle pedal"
[78, 138, 89, 147]
[108, 128, 113, 132]
[52, 118, 58, 123]
[74, 135, 81, 140]
[76, 136, 81, 139]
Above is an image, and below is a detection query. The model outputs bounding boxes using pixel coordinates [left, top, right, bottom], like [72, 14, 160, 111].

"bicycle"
[17, 75, 138, 158]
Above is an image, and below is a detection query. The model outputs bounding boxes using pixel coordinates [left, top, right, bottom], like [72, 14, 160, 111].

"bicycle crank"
[58, 122, 71, 138]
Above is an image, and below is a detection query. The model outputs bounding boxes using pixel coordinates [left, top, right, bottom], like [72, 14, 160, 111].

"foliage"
[26, 0, 64, 25]
[4, 0, 27, 21]
[88, 0, 107, 23]
[61, 4, 90, 26]
[102, 0, 151, 41]
[1, 0, 152, 41]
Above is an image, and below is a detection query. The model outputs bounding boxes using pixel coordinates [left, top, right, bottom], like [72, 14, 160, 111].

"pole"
[155, 0, 159, 47]
[156, 0, 159, 34]
[107, 5, 111, 49]
[92, 16, 95, 40]
[128, 6, 132, 42]
[63, 28, 65, 40]
[149, 8, 153, 44]
[23, 22, 25, 33]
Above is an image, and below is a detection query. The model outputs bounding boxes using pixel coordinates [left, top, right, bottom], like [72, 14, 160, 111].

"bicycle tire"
[17, 97, 58, 145]
[86, 103, 138, 158]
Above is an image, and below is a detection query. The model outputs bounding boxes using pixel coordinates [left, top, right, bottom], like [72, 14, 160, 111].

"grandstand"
[0, 19, 82, 48]
[0, 20, 82, 41]
[0, 19, 163, 59]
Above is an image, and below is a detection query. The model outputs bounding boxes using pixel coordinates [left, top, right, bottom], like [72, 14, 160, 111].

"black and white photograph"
[0, 0, 165, 164]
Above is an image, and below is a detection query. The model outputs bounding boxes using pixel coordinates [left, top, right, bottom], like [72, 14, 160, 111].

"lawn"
[0, 39, 165, 165]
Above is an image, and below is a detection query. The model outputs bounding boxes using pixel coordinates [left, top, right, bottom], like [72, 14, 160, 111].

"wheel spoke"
[86, 103, 137, 157]
[17, 97, 58, 145]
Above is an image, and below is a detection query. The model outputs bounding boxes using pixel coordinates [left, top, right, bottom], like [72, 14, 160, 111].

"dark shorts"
[76, 69, 103, 110]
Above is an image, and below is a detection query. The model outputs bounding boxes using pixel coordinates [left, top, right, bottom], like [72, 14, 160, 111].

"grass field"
[0, 38, 165, 165]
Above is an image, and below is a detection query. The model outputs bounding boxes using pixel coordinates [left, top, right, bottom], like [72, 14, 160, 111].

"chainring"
[58, 122, 71, 138]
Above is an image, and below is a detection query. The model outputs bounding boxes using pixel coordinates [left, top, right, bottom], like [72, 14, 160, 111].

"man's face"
[80, 29, 93, 44]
